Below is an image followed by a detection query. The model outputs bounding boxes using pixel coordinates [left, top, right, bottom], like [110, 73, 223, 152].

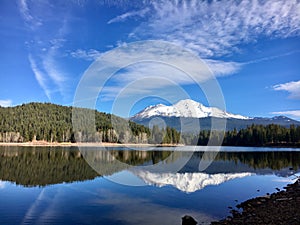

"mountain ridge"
[131, 99, 300, 132]
[132, 99, 250, 120]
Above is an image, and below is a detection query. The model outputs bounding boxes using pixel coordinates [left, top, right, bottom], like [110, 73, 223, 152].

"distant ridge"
[131, 99, 300, 132]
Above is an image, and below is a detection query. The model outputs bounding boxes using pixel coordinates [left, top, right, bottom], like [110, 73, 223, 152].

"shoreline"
[0, 141, 299, 148]
[211, 178, 300, 225]
[0, 141, 184, 147]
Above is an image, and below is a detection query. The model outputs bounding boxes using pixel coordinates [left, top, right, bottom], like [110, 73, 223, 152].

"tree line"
[0, 103, 150, 143]
[0, 102, 181, 144]
[195, 124, 300, 147]
[1, 103, 299, 146]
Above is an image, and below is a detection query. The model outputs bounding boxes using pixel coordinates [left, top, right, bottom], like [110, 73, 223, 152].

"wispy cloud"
[0, 99, 12, 107]
[18, 0, 42, 28]
[19, 0, 70, 101]
[43, 48, 66, 85]
[273, 80, 300, 99]
[243, 50, 300, 65]
[28, 54, 51, 100]
[133, 0, 300, 58]
[271, 110, 300, 119]
[204, 59, 241, 76]
[28, 38, 68, 101]
[70, 49, 102, 61]
[86, 41, 228, 103]
[107, 8, 150, 24]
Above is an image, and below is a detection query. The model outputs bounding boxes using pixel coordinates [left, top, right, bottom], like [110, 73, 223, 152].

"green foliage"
[0, 147, 99, 186]
[1, 147, 299, 187]
[0, 102, 150, 143]
[148, 125, 181, 144]
[195, 124, 300, 147]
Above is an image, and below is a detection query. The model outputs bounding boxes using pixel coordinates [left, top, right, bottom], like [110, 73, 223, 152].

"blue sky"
[0, 0, 300, 120]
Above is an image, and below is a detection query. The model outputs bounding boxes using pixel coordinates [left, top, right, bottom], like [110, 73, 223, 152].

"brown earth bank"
[210, 178, 300, 225]
[0, 140, 183, 147]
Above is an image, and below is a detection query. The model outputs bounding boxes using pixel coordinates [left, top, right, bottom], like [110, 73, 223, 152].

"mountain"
[132, 99, 249, 120]
[131, 99, 300, 132]
[133, 170, 252, 193]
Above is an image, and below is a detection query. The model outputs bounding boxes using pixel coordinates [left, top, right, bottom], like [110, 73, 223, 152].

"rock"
[210, 178, 300, 225]
[182, 215, 197, 225]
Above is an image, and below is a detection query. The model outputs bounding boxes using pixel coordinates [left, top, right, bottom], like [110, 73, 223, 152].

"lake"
[0, 146, 299, 225]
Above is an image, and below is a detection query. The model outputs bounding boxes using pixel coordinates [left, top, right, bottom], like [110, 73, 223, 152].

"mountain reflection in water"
[0, 146, 299, 192]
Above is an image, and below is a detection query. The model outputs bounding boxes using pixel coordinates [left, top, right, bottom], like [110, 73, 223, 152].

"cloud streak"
[273, 80, 300, 99]
[132, 0, 300, 58]
[204, 59, 241, 77]
[70, 49, 102, 61]
[86, 41, 220, 101]
[19, 0, 70, 101]
[28, 54, 51, 100]
[107, 8, 150, 24]
[28, 38, 68, 101]
[18, 0, 42, 28]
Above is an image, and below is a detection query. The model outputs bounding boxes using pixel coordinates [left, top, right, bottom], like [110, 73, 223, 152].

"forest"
[0, 103, 150, 143]
[194, 124, 300, 147]
[0, 102, 180, 144]
[0, 103, 299, 146]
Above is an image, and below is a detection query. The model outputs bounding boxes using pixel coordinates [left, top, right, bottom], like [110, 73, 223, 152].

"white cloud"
[0, 100, 12, 107]
[29, 39, 68, 101]
[28, 54, 51, 100]
[271, 110, 300, 119]
[83, 41, 226, 104]
[273, 80, 300, 99]
[43, 53, 66, 85]
[243, 50, 300, 65]
[70, 49, 102, 61]
[133, 0, 300, 57]
[18, 0, 71, 101]
[42, 44, 69, 98]
[18, 0, 42, 28]
[107, 8, 150, 24]
[204, 59, 241, 76]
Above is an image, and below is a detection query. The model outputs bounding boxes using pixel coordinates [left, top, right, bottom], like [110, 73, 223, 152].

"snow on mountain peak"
[133, 170, 252, 193]
[132, 99, 249, 120]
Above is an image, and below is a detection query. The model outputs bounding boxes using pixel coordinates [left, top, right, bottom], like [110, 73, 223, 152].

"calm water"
[0, 146, 300, 225]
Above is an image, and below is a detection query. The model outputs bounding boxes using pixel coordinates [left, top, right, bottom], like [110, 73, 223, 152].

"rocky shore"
[211, 178, 300, 225]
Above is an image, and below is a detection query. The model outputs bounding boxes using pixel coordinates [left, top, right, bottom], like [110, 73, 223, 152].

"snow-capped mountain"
[132, 99, 249, 120]
[133, 170, 252, 193]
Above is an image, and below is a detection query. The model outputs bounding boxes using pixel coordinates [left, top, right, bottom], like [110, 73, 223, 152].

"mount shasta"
[131, 99, 300, 132]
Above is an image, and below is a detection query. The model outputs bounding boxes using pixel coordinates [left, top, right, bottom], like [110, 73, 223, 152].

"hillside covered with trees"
[1, 103, 299, 146]
[0, 103, 150, 143]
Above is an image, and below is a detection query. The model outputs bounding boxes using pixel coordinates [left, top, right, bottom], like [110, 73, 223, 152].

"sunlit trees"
[0, 103, 150, 143]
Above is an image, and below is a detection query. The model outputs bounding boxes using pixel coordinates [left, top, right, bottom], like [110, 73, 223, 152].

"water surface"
[0, 146, 299, 225]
